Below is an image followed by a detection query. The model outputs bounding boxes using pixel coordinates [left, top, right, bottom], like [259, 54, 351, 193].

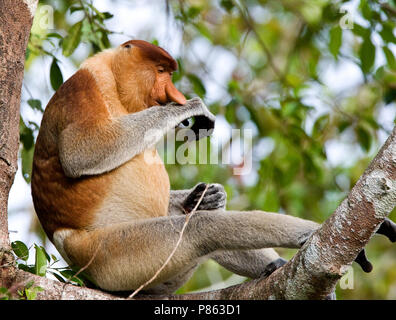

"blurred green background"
[11, 0, 396, 299]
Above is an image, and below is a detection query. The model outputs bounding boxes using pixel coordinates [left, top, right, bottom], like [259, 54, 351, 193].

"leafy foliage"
[16, 0, 396, 299]
[11, 241, 89, 289]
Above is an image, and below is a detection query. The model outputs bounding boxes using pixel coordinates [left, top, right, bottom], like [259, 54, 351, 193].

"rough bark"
[0, 0, 38, 289]
[0, 0, 395, 300]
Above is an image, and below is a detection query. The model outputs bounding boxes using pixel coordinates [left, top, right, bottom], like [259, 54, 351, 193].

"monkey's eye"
[157, 66, 165, 73]
[124, 44, 132, 49]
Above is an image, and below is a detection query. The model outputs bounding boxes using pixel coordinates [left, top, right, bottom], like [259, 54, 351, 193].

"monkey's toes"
[376, 218, 396, 243]
[355, 249, 373, 273]
[261, 258, 287, 278]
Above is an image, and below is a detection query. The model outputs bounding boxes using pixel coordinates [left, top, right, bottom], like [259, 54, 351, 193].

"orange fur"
[32, 41, 184, 241]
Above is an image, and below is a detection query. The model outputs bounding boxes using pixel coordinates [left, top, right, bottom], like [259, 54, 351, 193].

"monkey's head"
[111, 40, 215, 138]
[112, 40, 186, 112]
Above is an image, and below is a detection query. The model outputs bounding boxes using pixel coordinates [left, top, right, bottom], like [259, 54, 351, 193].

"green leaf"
[20, 117, 35, 183]
[50, 271, 66, 283]
[379, 24, 396, 43]
[101, 31, 110, 49]
[46, 32, 63, 39]
[220, 0, 234, 12]
[21, 145, 34, 183]
[25, 47, 30, 61]
[356, 125, 372, 152]
[27, 99, 43, 112]
[0, 287, 10, 300]
[34, 245, 47, 277]
[383, 46, 396, 70]
[42, 246, 51, 263]
[60, 270, 85, 286]
[17, 263, 34, 274]
[329, 26, 342, 59]
[28, 121, 40, 131]
[102, 12, 114, 20]
[19, 118, 34, 150]
[11, 241, 29, 261]
[312, 114, 330, 138]
[384, 88, 396, 104]
[69, 5, 83, 14]
[187, 74, 206, 97]
[50, 59, 63, 91]
[194, 22, 211, 41]
[352, 24, 369, 38]
[359, 0, 372, 20]
[359, 36, 375, 74]
[25, 286, 43, 300]
[62, 21, 82, 57]
[187, 6, 201, 19]
[25, 288, 37, 300]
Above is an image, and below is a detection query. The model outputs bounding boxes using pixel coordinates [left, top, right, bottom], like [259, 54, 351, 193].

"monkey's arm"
[59, 97, 215, 178]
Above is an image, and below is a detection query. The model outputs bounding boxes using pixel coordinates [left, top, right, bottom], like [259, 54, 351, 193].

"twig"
[128, 184, 210, 299]
[233, 1, 285, 83]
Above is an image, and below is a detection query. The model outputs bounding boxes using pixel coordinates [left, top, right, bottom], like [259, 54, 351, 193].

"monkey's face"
[150, 64, 186, 106]
[113, 40, 186, 112]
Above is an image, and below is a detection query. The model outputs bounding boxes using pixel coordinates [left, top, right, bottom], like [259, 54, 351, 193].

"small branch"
[234, 1, 286, 84]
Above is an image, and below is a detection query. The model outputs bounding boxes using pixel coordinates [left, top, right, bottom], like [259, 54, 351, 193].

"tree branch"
[0, 0, 38, 248]
[3, 126, 394, 300]
[1, 0, 395, 301]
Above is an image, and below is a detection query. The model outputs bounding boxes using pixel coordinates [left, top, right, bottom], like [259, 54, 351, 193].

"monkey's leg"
[376, 218, 396, 242]
[211, 248, 287, 279]
[145, 249, 286, 294]
[169, 188, 295, 281]
[62, 210, 318, 291]
[141, 263, 201, 295]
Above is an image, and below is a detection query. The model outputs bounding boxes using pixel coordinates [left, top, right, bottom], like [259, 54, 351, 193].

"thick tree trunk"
[0, 0, 37, 287]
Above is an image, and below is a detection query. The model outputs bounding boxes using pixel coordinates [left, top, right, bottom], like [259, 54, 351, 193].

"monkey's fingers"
[355, 249, 373, 273]
[376, 218, 396, 243]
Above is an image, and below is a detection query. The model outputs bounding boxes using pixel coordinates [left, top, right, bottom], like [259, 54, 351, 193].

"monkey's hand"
[175, 97, 216, 140]
[182, 182, 227, 213]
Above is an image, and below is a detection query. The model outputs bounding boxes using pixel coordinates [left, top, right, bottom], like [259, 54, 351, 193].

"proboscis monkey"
[31, 40, 396, 295]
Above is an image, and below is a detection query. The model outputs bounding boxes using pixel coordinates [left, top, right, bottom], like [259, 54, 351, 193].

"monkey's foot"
[354, 218, 396, 273]
[260, 257, 287, 278]
[183, 182, 227, 213]
[376, 218, 396, 242]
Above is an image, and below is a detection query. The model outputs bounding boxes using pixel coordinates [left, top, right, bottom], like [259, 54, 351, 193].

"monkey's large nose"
[166, 81, 187, 105]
